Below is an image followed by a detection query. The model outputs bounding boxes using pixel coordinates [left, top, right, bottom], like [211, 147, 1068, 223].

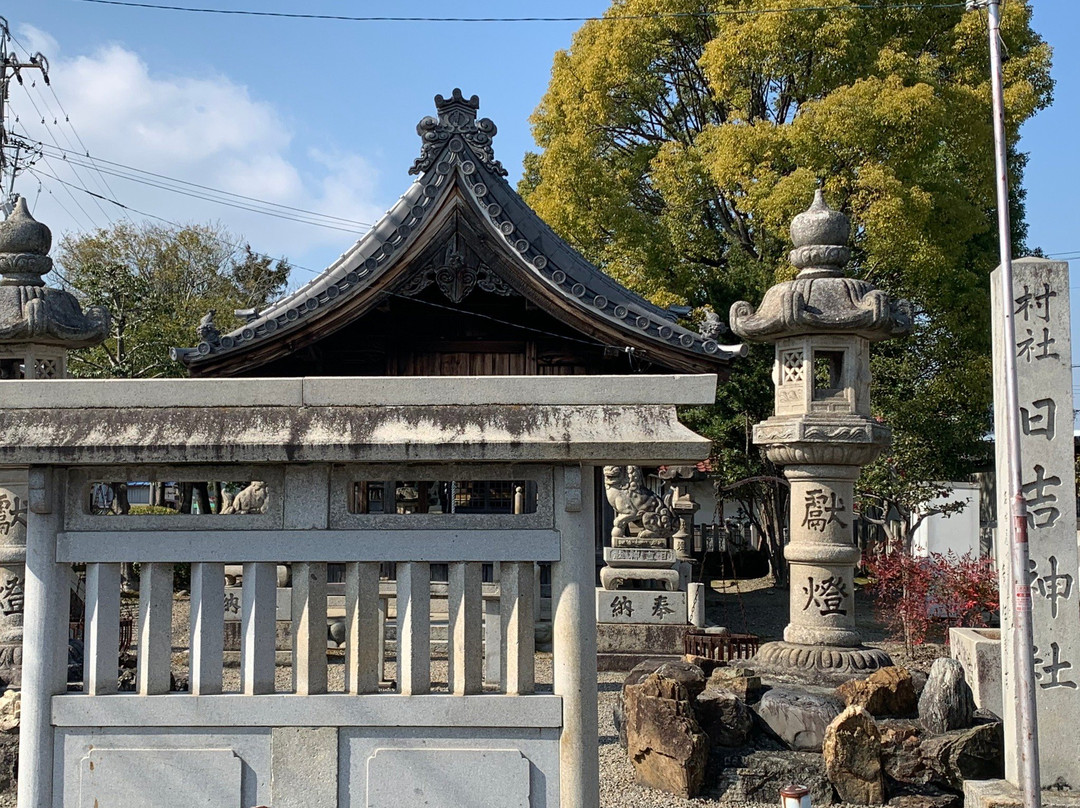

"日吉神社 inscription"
[992, 257, 1080, 786]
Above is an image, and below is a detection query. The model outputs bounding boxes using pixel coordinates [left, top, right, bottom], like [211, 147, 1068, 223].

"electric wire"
[29, 140, 372, 229]
[5, 28, 136, 223]
[26, 165, 322, 277]
[76, 0, 969, 22]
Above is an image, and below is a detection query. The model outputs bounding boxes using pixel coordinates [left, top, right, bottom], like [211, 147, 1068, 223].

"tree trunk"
[193, 482, 211, 515]
[110, 482, 131, 515]
[179, 482, 194, 514]
[211, 481, 223, 514]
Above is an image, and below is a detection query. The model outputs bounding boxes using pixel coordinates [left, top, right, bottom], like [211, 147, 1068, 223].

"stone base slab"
[964, 780, 1080, 808]
[597, 651, 683, 672]
[741, 640, 892, 686]
[597, 622, 688, 672]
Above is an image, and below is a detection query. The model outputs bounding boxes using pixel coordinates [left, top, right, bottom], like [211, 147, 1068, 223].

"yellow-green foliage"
[524, 0, 1052, 490]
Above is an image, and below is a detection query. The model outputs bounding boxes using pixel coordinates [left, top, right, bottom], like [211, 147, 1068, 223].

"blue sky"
[4, 1, 1078, 354]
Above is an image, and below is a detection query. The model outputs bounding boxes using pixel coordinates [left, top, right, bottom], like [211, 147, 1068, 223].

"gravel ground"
[131, 575, 948, 807]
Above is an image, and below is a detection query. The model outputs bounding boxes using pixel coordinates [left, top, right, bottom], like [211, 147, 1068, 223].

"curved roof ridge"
[173, 91, 746, 370]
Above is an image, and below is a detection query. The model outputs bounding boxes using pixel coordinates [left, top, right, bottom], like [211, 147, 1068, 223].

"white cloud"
[9, 34, 384, 278]
[15, 24, 59, 60]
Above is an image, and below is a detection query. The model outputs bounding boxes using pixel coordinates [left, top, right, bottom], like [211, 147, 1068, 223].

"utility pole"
[0, 16, 49, 217]
[965, 1, 1041, 807]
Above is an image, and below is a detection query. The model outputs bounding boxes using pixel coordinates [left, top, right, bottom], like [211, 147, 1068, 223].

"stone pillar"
[0, 197, 108, 686]
[991, 257, 1080, 786]
[730, 190, 911, 685]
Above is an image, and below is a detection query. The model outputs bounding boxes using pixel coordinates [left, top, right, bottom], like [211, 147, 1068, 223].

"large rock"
[918, 659, 975, 734]
[729, 750, 835, 806]
[0, 733, 16, 797]
[921, 721, 1004, 789]
[887, 788, 961, 808]
[708, 666, 763, 702]
[0, 691, 18, 733]
[615, 658, 705, 748]
[879, 720, 931, 785]
[695, 689, 753, 747]
[837, 667, 918, 717]
[754, 686, 845, 752]
[624, 673, 710, 798]
[823, 705, 885, 804]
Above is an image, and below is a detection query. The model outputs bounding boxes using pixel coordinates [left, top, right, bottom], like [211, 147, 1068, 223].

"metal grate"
[683, 630, 759, 662]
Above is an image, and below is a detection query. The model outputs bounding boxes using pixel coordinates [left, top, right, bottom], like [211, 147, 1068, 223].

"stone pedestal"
[730, 190, 910, 686]
[600, 547, 680, 591]
[0, 468, 27, 686]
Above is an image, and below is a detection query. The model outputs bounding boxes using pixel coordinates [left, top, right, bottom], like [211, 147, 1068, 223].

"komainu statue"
[603, 465, 676, 540]
[220, 481, 268, 515]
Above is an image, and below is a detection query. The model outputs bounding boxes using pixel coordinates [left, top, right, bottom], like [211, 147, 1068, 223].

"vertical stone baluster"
[396, 561, 430, 695]
[345, 561, 381, 694]
[292, 561, 328, 695]
[136, 562, 173, 695]
[483, 595, 500, 687]
[84, 562, 120, 695]
[189, 561, 225, 695]
[448, 561, 481, 695]
[500, 561, 535, 695]
[241, 561, 277, 695]
[553, 464, 599, 808]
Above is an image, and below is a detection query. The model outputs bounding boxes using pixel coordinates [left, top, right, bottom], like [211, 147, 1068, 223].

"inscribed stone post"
[991, 257, 1080, 786]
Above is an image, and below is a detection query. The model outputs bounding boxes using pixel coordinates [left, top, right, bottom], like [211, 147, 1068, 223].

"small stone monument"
[730, 190, 910, 685]
[597, 465, 700, 668]
[0, 197, 108, 685]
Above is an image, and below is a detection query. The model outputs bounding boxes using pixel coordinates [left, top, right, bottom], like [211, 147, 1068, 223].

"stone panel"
[365, 747, 530, 808]
[78, 748, 241, 808]
[596, 589, 686, 624]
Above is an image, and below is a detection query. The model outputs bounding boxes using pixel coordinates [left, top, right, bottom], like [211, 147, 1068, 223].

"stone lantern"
[0, 197, 108, 685]
[729, 190, 910, 684]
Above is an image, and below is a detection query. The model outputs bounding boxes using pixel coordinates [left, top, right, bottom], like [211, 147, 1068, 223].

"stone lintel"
[0, 373, 717, 408]
[0, 402, 710, 465]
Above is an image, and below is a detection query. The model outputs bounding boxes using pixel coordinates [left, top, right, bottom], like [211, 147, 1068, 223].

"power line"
[76, 0, 968, 22]
[27, 165, 323, 277]
[30, 140, 372, 229]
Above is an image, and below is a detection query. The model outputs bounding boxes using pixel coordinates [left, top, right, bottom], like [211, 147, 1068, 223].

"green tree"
[55, 222, 291, 378]
[524, 0, 1052, 571]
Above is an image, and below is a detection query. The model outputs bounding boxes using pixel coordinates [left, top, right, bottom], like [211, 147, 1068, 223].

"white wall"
[911, 482, 981, 558]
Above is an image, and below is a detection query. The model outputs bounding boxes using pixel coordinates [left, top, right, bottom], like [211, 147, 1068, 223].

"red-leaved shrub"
[864, 543, 998, 652]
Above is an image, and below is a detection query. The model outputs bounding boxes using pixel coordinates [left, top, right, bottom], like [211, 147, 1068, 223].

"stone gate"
[0, 373, 715, 807]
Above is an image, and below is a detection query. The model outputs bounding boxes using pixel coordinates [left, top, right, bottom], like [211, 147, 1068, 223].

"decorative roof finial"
[410, 89, 506, 177]
[0, 198, 110, 346]
[788, 189, 851, 278]
[0, 197, 53, 287]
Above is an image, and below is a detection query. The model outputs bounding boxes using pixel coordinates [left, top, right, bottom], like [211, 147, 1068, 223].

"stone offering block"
[596, 589, 686, 624]
[949, 627, 1001, 718]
